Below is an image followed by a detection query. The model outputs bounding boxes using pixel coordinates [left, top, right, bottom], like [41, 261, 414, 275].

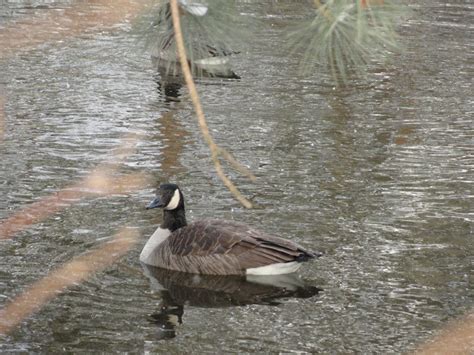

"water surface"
[0, 0, 473, 353]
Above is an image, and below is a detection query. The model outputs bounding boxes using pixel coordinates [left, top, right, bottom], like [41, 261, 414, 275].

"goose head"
[147, 183, 184, 211]
[147, 183, 187, 232]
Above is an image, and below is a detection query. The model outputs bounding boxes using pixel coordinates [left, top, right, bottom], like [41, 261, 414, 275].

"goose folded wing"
[164, 219, 311, 269]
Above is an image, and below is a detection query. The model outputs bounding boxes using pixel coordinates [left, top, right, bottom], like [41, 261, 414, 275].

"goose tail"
[296, 250, 323, 262]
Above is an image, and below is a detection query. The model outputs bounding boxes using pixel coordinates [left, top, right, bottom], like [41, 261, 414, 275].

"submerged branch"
[169, 0, 254, 208]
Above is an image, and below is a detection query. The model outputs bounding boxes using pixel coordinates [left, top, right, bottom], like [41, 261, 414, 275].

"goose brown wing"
[158, 219, 314, 274]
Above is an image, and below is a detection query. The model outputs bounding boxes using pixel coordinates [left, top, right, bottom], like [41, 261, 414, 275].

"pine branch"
[288, 0, 406, 83]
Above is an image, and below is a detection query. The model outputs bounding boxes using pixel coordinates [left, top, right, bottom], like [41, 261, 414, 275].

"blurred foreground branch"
[169, 0, 256, 209]
[0, 228, 139, 335]
[0, 135, 151, 239]
[0, 135, 148, 333]
[0, 0, 151, 60]
[0, 94, 4, 141]
[415, 311, 474, 354]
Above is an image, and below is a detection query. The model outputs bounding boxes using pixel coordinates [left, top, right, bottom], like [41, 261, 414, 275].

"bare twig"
[0, 228, 139, 335]
[169, 0, 254, 208]
[218, 147, 257, 182]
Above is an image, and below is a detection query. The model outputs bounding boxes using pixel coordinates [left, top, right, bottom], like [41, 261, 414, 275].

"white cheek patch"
[165, 189, 181, 210]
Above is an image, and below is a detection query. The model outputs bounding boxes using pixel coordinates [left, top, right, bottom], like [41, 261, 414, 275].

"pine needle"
[287, 0, 407, 84]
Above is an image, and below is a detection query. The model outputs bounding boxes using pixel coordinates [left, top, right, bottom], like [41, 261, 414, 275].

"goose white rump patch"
[246, 261, 301, 275]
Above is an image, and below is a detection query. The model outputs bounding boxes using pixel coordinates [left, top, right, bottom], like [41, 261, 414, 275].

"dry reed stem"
[169, 0, 254, 208]
[414, 311, 474, 355]
[0, 228, 139, 335]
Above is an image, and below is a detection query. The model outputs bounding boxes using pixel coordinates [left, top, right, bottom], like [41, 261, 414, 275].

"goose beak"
[146, 197, 164, 209]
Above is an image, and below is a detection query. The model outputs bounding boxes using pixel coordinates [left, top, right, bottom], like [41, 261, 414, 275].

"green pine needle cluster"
[287, 0, 407, 83]
[136, 0, 407, 83]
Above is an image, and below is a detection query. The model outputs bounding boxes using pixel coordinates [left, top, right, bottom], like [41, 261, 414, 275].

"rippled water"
[1, 0, 473, 353]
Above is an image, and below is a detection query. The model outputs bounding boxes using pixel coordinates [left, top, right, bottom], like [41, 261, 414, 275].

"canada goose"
[140, 184, 321, 275]
[151, 1, 240, 79]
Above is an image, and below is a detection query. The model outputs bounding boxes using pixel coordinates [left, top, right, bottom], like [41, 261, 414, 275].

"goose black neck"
[161, 207, 187, 232]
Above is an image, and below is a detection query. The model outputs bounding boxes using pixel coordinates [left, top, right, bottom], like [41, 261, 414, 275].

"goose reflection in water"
[156, 79, 182, 103]
[142, 264, 322, 340]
